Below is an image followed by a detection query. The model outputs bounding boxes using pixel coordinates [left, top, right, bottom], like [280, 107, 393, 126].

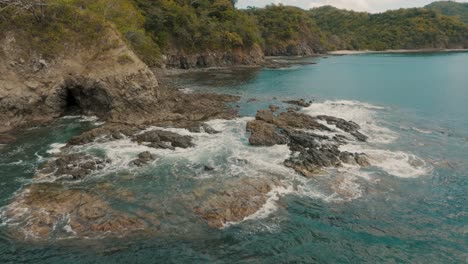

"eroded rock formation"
[246, 106, 371, 177]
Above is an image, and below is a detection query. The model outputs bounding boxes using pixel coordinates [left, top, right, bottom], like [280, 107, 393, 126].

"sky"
[237, 0, 468, 13]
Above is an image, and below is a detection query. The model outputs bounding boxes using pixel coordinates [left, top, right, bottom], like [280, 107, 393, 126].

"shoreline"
[327, 49, 468, 55]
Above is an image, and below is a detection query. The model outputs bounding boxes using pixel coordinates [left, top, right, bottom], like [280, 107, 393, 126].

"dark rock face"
[133, 130, 194, 149]
[163, 46, 264, 69]
[316, 115, 368, 142]
[187, 123, 220, 134]
[37, 153, 110, 180]
[68, 124, 140, 146]
[283, 99, 312, 107]
[246, 108, 371, 177]
[131, 151, 155, 167]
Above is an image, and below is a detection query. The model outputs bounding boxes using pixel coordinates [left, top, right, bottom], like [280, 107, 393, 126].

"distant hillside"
[426, 1, 468, 24]
[246, 5, 325, 56]
[310, 5, 468, 50]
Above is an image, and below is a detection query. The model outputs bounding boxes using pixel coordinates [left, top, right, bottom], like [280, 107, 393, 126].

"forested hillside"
[1, 1, 467, 68]
[246, 5, 325, 55]
[310, 6, 468, 50]
[426, 1, 468, 24]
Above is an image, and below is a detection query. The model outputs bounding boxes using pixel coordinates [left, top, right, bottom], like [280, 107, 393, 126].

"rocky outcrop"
[246, 106, 371, 177]
[0, 29, 161, 133]
[37, 153, 111, 180]
[283, 99, 312, 107]
[2, 183, 149, 240]
[192, 177, 280, 228]
[162, 45, 264, 69]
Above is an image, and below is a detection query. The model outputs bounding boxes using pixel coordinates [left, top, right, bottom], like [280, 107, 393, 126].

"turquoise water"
[1, 53, 467, 263]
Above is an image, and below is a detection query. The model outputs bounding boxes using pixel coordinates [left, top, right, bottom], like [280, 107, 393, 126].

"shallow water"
[1, 53, 467, 263]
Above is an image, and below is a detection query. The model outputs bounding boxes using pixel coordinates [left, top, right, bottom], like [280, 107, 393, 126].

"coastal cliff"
[0, 23, 160, 133]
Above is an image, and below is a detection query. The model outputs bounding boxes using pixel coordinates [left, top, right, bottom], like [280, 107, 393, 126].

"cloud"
[237, 0, 468, 13]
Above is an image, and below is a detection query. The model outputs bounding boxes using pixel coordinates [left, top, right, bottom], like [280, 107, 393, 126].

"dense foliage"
[247, 5, 325, 55]
[132, 0, 261, 52]
[310, 6, 468, 50]
[1, 1, 467, 64]
[0, 0, 160, 64]
[426, 1, 468, 24]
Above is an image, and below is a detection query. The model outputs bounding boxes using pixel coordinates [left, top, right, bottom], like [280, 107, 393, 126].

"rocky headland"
[0, 13, 371, 240]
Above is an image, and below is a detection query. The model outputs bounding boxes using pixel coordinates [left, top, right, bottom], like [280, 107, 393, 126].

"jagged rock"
[38, 153, 109, 180]
[187, 123, 220, 134]
[350, 131, 368, 142]
[134, 131, 161, 143]
[204, 165, 214, 171]
[246, 120, 288, 146]
[68, 125, 139, 145]
[339, 151, 357, 165]
[355, 153, 371, 167]
[275, 112, 331, 131]
[316, 115, 368, 142]
[269, 105, 280, 112]
[131, 151, 155, 166]
[247, 108, 371, 177]
[283, 99, 312, 107]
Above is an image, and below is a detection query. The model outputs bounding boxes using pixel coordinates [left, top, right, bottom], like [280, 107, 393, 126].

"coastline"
[328, 48, 468, 55]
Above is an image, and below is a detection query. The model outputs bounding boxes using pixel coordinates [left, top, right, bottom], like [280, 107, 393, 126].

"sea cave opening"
[63, 87, 82, 115]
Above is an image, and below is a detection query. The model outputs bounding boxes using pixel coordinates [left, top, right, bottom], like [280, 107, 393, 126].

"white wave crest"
[303, 100, 397, 144]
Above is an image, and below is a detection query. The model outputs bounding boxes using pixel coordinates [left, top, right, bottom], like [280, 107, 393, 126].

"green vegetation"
[132, 0, 261, 52]
[0, 2, 108, 58]
[247, 5, 324, 55]
[310, 5, 468, 50]
[0, 0, 160, 64]
[1, 1, 467, 65]
[426, 1, 468, 24]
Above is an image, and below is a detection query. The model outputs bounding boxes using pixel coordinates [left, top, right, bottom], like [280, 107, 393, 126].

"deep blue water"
[1, 53, 467, 263]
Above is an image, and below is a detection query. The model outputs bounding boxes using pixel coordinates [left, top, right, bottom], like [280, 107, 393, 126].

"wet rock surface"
[131, 151, 155, 167]
[283, 99, 312, 107]
[192, 178, 279, 228]
[134, 130, 194, 149]
[37, 153, 111, 180]
[2, 184, 150, 240]
[247, 108, 371, 177]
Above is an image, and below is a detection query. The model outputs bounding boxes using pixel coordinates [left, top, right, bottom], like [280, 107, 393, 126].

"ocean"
[1, 52, 467, 263]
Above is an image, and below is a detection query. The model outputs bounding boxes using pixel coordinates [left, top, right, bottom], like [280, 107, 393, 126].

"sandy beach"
[328, 49, 468, 55]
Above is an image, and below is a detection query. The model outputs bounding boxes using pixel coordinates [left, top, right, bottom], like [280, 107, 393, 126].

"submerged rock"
[3, 183, 148, 240]
[192, 178, 278, 228]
